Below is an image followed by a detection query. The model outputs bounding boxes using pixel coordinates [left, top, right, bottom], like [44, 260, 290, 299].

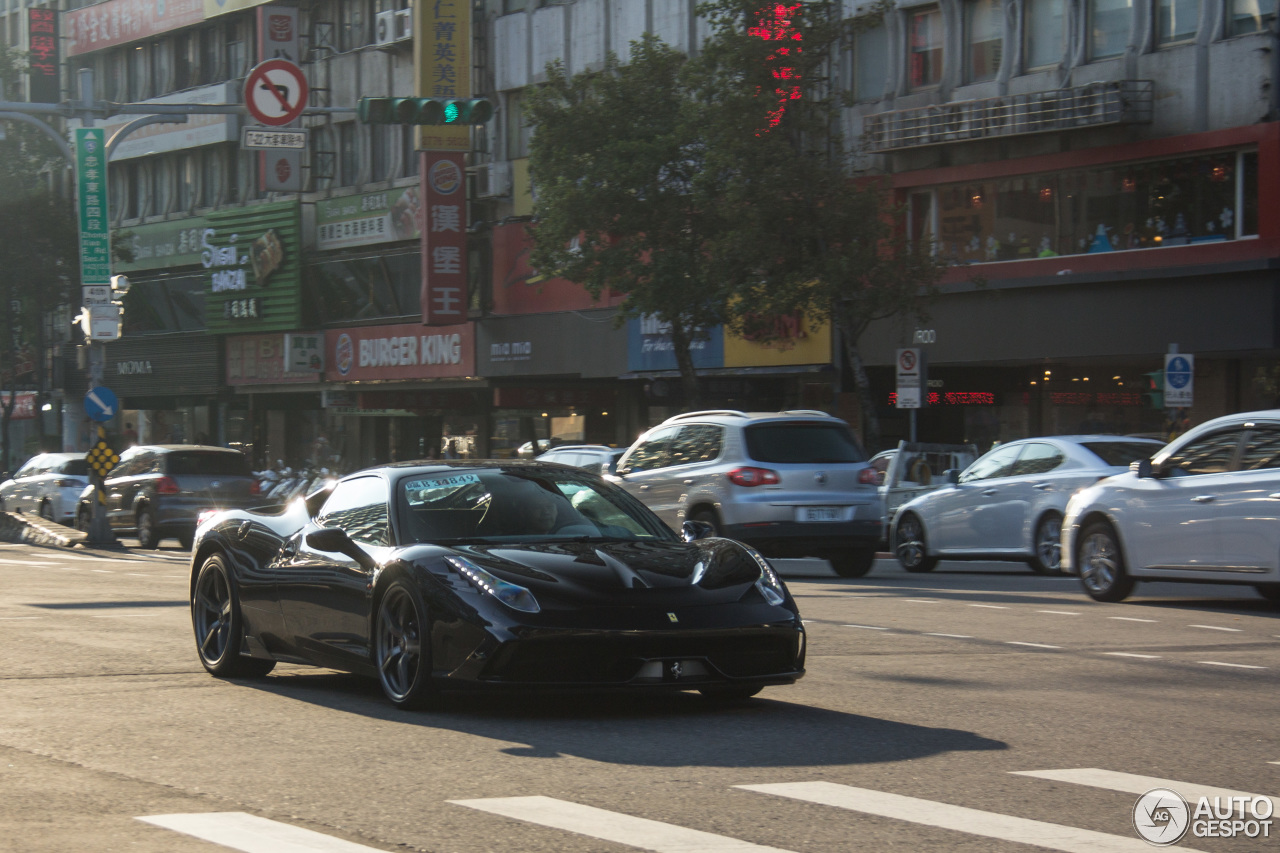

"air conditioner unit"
[375, 10, 398, 46]
[395, 8, 412, 41]
[473, 161, 512, 199]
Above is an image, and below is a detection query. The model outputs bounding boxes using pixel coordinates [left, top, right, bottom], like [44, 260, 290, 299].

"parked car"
[1062, 410, 1280, 604]
[188, 460, 805, 707]
[610, 410, 884, 577]
[890, 435, 1164, 574]
[0, 452, 90, 525]
[75, 445, 259, 549]
[537, 444, 625, 475]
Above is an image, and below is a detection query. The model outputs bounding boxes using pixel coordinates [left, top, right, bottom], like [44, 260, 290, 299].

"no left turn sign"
[245, 59, 309, 127]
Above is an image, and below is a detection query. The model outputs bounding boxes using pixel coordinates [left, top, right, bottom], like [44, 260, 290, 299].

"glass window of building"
[1155, 0, 1199, 44]
[173, 33, 191, 90]
[225, 19, 249, 78]
[340, 0, 370, 51]
[505, 90, 530, 159]
[909, 7, 943, 88]
[199, 25, 220, 84]
[1227, 0, 1275, 34]
[371, 124, 391, 182]
[1089, 0, 1131, 59]
[853, 23, 888, 101]
[129, 44, 150, 100]
[339, 122, 358, 185]
[401, 125, 420, 178]
[965, 0, 1003, 82]
[1024, 0, 1065, 69]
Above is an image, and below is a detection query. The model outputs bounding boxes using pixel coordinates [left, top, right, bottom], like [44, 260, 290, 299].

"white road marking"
[0, 616, 42, 620]
[1103, 652, 1162, 659]
[1108, 616, 1157, 623]
[0, 558, 58, 566]
[903, 599, 939, 604]
[739, 781, 1197, 853]
[138, 812, 389, 853]
[843, 624, 890, 630]
[451, 796, 795, 853]
[1189, 624, 1242, 632]
[1010, 769, 1272, 807]
[1199, 661, 1266, 670]
[925, 633, 972, 639]
[1036, 610, 1080, 616]
[1007, 641, 1061, 649]
[968, 603, 1008, 609]
[92, 569, 113, 573]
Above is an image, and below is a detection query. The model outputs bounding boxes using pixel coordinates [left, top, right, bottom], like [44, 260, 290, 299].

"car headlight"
[445, 555, 541, 613]
[743, 546, 786, 606]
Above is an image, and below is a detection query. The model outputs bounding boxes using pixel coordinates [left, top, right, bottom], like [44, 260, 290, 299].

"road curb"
[0, 511, 88, 549]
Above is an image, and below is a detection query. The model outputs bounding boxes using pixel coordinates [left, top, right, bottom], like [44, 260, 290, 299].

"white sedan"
[0, 452, 90, 525]
[1063, 410, 1280, 604]
[891, 436, 1164, 574]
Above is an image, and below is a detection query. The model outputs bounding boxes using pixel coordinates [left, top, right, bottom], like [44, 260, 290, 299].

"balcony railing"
[862, 80, 1154, 153]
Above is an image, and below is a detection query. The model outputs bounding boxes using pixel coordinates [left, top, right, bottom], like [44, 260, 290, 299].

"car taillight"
[249, 480, 262, 496]
[155, 476, 180, 495]
[727, 466, 780, 487]
[858, 468, 880, 485]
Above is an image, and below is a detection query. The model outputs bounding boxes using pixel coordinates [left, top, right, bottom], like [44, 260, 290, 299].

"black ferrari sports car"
[188, 460, 805, 708]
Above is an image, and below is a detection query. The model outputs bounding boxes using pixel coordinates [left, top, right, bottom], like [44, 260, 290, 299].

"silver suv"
[611, 410, 884, 576]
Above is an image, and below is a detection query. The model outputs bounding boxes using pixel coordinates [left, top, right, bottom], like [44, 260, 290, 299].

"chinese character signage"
[112, 217, 209, 272]
[66, 0, 206, 57]
[27, 9, 59, 103]
[422, 153, 468, 326]
[316, 187, 422, 250]
[75, 129, 111, 288]
[204, 202, 303, 334]
[414, 0, 472, 151]
[226, 333, 320, 386]
[325, 322, 474, 382]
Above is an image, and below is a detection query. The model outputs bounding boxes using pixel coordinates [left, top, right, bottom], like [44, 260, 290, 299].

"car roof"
[131, 445, 245, 454]
[542, 445, 615, 452]
[657, 409, 847, 427]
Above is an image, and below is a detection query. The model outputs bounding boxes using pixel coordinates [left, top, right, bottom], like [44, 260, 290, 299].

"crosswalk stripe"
[450, 796, 795, 853]
[737, 781, 1204, 853]
[1011, 768, 1273, 804]
[137, 812, 388, 853]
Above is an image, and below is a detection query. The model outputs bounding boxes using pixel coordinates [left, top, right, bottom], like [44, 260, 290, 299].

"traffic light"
[357, 97, 493, 125]
[1143, 370, 1164, 409]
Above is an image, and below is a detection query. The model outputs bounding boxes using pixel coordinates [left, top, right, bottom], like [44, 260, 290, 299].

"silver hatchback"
[611, 411, 884, 576]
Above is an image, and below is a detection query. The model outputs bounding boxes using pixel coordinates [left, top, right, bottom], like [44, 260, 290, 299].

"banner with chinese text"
[27, 9, 58, 103]
[413, 0, 471, 151]
[421, 153, 468, 325]
[75, 129, 111, 287]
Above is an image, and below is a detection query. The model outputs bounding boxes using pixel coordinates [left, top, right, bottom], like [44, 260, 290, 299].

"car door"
[104, 449, 150, 530]
[1215, 424, 1280, 573]
[1005, 441, 1069, 548]
[616, 426, 683, 528]
[1124, 429, 1243, 572]
[8, 457, 42, 513]
[928, 443, 1023, 553]
[668, 424, 725, 523]
[277, 475, 391, 667]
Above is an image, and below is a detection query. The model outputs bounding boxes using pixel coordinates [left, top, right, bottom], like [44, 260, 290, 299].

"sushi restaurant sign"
[204, 202, 303, 334]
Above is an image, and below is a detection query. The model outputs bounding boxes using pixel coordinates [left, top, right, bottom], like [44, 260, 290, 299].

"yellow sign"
[86, 434, 120, 478]
[414, 0, 472, 151]
[724, 314, 832, 368]
[512, 158, 533, 217]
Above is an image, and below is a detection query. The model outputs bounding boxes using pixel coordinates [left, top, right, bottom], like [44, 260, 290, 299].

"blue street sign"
[83, 386, 119, 422]
[1165, 356, 1192, 389]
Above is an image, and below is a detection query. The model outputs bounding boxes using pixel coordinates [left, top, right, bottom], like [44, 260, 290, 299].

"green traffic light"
[357, 96, 494, 125]
[443, 101, 460, 123]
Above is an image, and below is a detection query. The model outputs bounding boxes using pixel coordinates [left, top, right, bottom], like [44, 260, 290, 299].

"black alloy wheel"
[136, 507, 159, 549]
[824, 548, 877, 578]
[895, 514, 939, 573]
[1028, 513, 1063, 574]
[375, 581, 436, 709]
[191, 554, 275, 678]
[1077, 521, 1134, 602]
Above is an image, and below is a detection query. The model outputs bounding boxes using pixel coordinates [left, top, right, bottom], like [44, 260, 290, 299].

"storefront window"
[932, 150, 1256, 264]
[1024, 0, 1065, 69]
[1089, 0, 1131, 59]
[965, 0, 1003, 83]
[1155, 0, 1199, 44]
[909, 8, 943, 89]
[121, 275, 207, 334]
[307, 252, 421, 324]
[853, 24, 888, 101]
[1228, 0, 1276, 35]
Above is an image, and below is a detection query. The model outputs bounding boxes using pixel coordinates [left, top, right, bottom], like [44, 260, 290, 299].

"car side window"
[622, 427, 678, 472]
[15, 458, 42, 478]
[1162, 430, 1242, 476]
[959, 444, 1022, 483]
[1010, 443, 1065, 476]
[670, 425, 723, 467]
[316, 476, 390, 546]
[112, 451, 148, 478]
[1239, 427, 1280, 471]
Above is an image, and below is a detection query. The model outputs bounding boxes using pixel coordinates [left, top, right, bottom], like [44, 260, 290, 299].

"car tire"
[177, 531, 194, 551]
[191, 553, 275, 678]
[689, 509, 721, 537]
[824, 548, 876, 578]
[375, 580, 437, 710]
[76, 505, 91, 532]
[136, 507, 160, 549]
[895, 513, 939, 573]
[1254, 584, 1280, 605]
[1027, 512, 1063, 574]
[1076, 521, 1134, 602]
[699, 685, 763, 702]
[39, 501, 54, 522]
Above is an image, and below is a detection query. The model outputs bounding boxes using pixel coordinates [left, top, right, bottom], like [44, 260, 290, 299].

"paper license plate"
[800, 506, 842, 522]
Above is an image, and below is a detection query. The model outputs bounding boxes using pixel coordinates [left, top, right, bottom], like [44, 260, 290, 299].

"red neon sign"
[749, 3, 803, 135]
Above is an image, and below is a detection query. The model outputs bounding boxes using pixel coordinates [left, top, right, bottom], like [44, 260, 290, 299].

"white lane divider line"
[1189, 624, 1242, 632]
[1103, 652, 1162, 659]
[1108, 616, 1157, 623]
[0, 558, 58, 566]
[738, 781, 1196, 853]
[0, 616, 42, 620]
[92, 569, 114, 573]
[450, 796, 796, 853]
[1010, 769, 1272, 807]
[968, 603, 1008, 609]
[1007, 641, 1061, 649]
[138, 812, 389, 853]
[903, 599, 939, 604]
[1036, 610, 1080, 616]
[925, 633, 972, 639]
[843, 624, 890, 630]
[1199, 661, 1266, 670]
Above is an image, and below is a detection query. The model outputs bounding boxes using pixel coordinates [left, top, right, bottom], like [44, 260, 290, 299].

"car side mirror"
[306, 527, 375, 569]
[682, 520, 715, 542]
[944, 468, 961, 485]
[1132, 458, 1154, 479]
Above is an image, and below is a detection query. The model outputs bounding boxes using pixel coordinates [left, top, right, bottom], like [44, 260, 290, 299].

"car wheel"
[1254, 584, 1280, 605]
[38, 501, 54, 522]
[689, 509, 721, 537]
[895, 513, 939, 573]
[1027, 512, 1063, 574]
[699, 685, 763, 702]
[76, 505, 91, 532]
[824, 548, 877, 578]
[136, 507, 160, 549]
[1077, 521, 1134, 602]
[375, 581, 436, 710]
[191, 553, 275, 678]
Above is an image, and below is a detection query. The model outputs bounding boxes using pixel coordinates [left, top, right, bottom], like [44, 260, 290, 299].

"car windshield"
[396, 468, 678, 544]
[1080, 441, 1162, 467]
[744, 422, 866, 463]
[165, 452, 251, 477]
[60, 459, 89, 476]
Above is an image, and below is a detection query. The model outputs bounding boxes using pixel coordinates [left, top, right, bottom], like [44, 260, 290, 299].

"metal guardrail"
[863, 80, 1154, 153]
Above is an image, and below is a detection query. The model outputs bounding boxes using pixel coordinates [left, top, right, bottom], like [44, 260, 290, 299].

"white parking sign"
[1164, 353, 1194, 407]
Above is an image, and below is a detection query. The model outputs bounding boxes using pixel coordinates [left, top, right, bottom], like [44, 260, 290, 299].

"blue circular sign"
[83, 386, 119, 422]
[1166, 356, 1192, 390]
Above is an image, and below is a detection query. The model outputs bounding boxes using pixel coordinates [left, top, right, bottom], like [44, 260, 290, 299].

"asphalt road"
[1, 540, 1276, 853]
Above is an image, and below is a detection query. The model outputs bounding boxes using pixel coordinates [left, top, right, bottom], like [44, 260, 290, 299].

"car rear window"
[1081, 441, 1161, 467]
[744, 422, 866, 464]
[60, 459, 89, 476]
[165, 451, 250, 477]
